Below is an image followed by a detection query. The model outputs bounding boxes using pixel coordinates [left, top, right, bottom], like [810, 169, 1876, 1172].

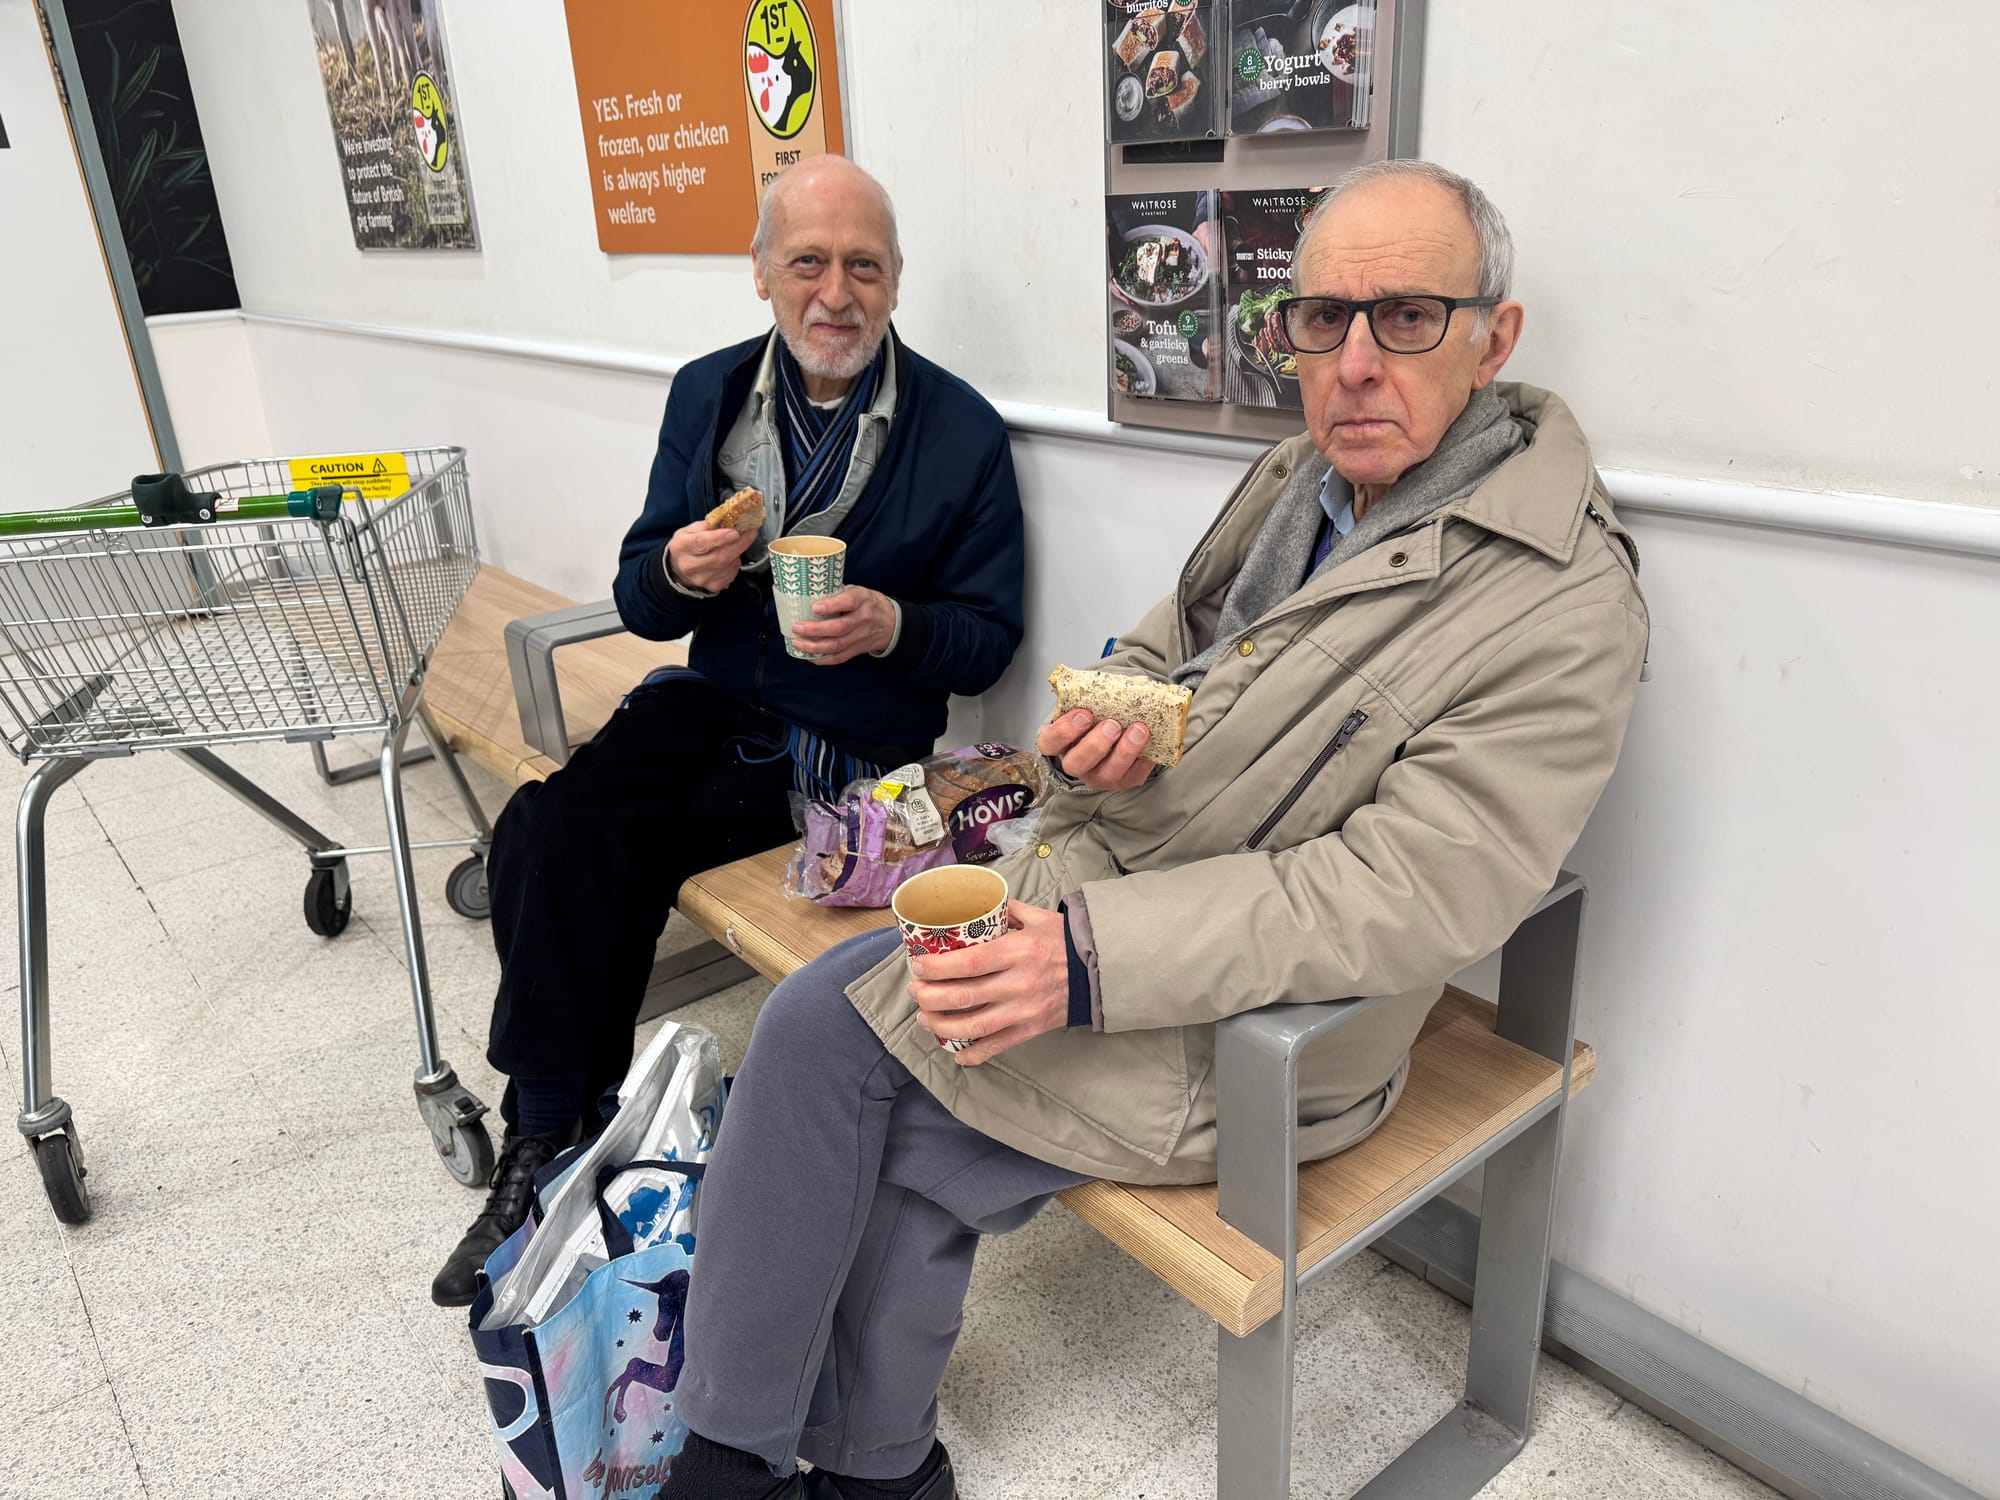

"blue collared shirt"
[1308, 468, 1358, 578]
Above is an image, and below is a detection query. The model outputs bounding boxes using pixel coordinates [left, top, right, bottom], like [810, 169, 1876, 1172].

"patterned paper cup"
[769, 535, 848, 659]
[892, 865, 1010, 1053]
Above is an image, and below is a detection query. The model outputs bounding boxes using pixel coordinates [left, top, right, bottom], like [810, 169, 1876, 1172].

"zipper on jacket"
[1248, 710, 1369, 850]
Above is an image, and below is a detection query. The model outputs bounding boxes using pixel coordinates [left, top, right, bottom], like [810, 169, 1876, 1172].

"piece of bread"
[1047, 665, 1192, 767]
[705, 486, 766, 532]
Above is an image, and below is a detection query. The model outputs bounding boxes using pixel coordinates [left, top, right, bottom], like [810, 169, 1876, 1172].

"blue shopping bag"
[473, 1159, 703, 1498]
[469, 1022, 724, 1499]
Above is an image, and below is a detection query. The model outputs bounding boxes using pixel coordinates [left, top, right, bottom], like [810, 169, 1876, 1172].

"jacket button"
[1238, 639, 1255, 657]
[1389, 551, 1409, 568]
[1272, 462, 1290, 480]
[1036, 844, 1052, 859]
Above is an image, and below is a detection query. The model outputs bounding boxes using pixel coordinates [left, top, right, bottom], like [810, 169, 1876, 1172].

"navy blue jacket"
[612, 332, 1025, 761]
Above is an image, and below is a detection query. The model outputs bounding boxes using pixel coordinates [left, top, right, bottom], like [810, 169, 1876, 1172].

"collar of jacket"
[1181, 382, 1602, 620]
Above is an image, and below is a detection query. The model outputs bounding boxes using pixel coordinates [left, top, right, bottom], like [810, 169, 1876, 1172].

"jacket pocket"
[1247, 709, 1369, 850]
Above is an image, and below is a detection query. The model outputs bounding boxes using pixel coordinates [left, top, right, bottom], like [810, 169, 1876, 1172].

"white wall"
[0, 0, 158, 504]
[147, 314, 270, 468]
[152, 0, 2000, 1490]
[1419, 1, 2000, 509]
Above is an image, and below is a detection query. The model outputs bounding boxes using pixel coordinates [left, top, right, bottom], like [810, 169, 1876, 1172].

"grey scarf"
[1173, 388, 1527, 689]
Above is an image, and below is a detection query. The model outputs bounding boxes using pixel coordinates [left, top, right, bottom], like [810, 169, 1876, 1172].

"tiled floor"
[0, 737, 1781, 1499]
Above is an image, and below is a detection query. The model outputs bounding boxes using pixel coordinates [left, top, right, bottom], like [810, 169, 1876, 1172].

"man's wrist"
[662, 545, 718, 598]
[868, 598, 905, 658]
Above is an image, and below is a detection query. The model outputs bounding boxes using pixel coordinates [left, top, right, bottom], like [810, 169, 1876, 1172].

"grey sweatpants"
[674, 928, 1091, 1481]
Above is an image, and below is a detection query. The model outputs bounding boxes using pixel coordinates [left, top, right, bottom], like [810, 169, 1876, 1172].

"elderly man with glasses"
[656, 160, 1649, 1500]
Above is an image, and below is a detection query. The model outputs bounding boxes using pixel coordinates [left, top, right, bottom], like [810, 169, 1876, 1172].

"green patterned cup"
[769, 535, 848, 659]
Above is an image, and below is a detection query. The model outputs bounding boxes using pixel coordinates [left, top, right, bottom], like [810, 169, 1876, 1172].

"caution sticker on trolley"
[287, 452, 411, 502]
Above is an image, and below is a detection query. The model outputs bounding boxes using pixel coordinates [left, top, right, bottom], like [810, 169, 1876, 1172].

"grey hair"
[749, 159, 902, 273]
[1295, 160, 1514, 338]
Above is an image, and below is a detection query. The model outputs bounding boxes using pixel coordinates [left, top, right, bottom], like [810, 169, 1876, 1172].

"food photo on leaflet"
[1107, 187, 1223, 402]
[631, 158, 1648, 1500]
[1223, 186, 1330, 408]
[1228, 0, 1377, 134]
[1105, 0, 1221, 143]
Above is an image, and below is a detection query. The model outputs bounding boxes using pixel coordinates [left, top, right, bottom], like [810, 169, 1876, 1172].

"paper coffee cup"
[769, 535, 847, 659]
[892, 864, 1010, 1053]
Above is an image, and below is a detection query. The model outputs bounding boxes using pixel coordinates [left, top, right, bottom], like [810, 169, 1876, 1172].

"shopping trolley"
[0, 450, 500, 1223]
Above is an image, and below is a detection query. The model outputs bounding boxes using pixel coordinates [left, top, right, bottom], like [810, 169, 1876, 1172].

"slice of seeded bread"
[1047, 665, 1192, 767]
[704, 486, 766, 532]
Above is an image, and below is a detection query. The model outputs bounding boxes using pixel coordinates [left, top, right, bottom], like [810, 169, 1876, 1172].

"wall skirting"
[150, 310, 2000, 563]
[1375, 1201, 1985, 1500]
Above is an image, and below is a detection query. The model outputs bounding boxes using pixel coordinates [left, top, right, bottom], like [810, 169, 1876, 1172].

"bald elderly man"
[656, 160, 1647, 1500]
[430, 158, 1025, 1306]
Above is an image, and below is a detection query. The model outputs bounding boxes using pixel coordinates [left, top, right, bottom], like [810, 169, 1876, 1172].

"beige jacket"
[846, 384, 1649, 1185]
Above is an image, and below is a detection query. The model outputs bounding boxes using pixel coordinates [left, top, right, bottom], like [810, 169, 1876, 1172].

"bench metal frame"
[504, 599, 627, 769]
[504, 599, 755, 1004]
[1214, 874, 1586, 1500]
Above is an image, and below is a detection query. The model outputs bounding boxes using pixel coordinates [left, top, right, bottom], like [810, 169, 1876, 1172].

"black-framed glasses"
[1273, 294, 1503, 355]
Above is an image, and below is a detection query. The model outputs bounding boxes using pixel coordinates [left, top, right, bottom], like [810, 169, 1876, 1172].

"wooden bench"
[436, 567, 1600, 1500]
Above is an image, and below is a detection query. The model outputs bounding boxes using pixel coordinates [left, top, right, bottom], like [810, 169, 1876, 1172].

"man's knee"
[742, 952, 893, 1095]
[492, 764, 622, 881]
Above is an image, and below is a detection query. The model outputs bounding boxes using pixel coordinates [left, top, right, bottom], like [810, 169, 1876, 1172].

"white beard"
[780, 322, 884, 383]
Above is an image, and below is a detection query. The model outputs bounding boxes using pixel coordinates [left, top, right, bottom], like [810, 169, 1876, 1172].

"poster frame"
[1102, 0, 1427, 441]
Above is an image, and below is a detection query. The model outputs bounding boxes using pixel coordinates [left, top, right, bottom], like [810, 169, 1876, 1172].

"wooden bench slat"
[425, 566, 685, 787]
[678, 847, 892, 982]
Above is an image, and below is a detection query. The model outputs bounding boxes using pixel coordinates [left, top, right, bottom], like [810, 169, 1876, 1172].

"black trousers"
[484, 676, 801, 1134]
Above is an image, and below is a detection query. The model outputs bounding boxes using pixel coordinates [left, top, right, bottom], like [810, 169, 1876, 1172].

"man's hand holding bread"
[1035, 665, 1192, 793]
[668, 486, 766, 594]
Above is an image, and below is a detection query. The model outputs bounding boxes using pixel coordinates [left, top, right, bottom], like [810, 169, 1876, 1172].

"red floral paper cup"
[892, 865, 1010, 1052]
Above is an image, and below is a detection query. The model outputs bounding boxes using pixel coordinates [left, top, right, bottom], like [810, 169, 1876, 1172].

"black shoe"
[805, 1443, 956, 1500]
[430, 1127, 574, 1307]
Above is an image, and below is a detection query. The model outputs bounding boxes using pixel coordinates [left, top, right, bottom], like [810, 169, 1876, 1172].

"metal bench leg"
[1462, 883, 1586, 1433]
[1353, 879, 1587, 1499]
[1215, 1017, 1301, 1500]
[1219, 1308, 1297, 1500]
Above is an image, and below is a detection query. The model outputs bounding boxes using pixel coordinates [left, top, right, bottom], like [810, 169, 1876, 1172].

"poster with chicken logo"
[563, 0, 845, 255]
[308, 0, 477, 250]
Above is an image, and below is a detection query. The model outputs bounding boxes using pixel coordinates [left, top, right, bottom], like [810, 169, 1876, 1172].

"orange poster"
[563, 0, 846, 255]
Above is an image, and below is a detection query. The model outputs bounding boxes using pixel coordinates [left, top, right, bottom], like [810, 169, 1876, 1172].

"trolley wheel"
[439, 1118, 495, 1187]
[446, 854, 491, 921]
[303, 864, 352, 937]
[34, 1130, 91, 1225]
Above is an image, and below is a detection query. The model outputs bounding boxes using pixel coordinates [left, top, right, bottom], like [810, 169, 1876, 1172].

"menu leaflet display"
[1106, 191, 1222, 403]
[1221, 187, 1326, 410]
[1104, 1, 1222, 143]
[1226, 0, 1377, 135]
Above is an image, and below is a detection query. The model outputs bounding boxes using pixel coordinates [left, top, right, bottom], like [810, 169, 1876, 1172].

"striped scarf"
[774, 337, 884, 528]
